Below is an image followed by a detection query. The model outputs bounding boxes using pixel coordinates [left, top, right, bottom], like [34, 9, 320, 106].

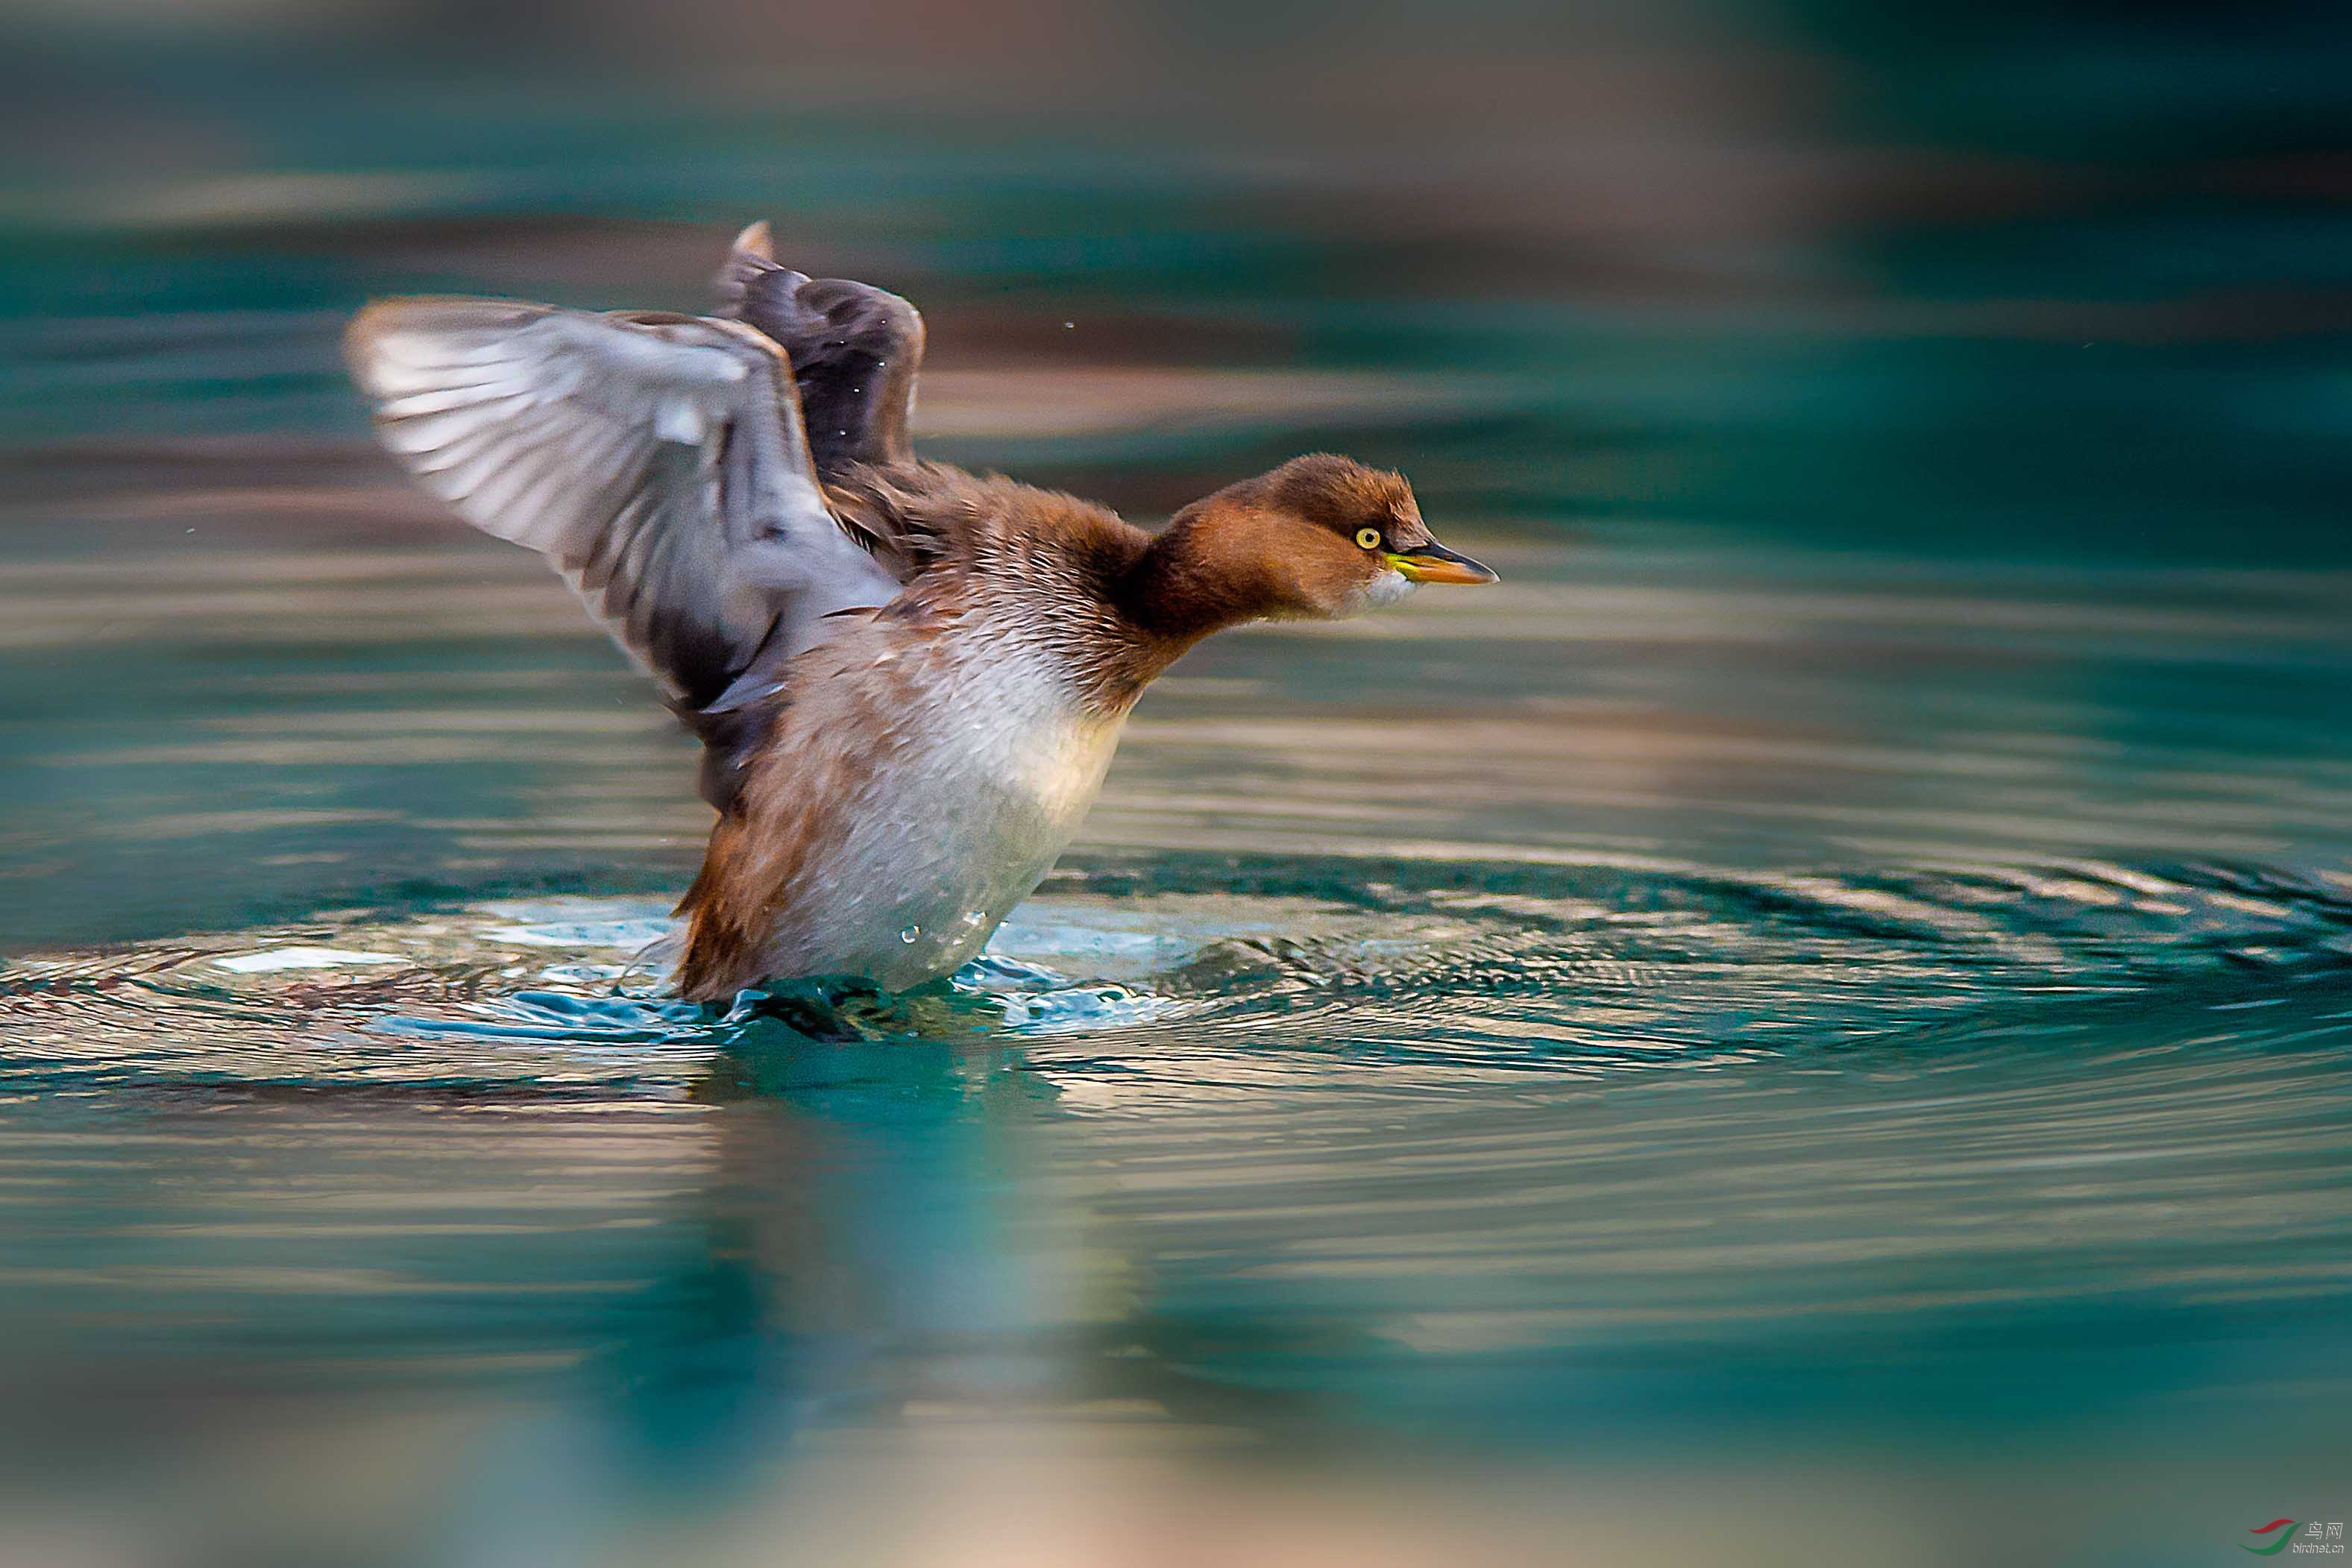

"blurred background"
[3, 1, 2351, 1564]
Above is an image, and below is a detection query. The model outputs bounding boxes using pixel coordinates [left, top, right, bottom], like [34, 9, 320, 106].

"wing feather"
[712, 223, 925, 480]
[345, 297, 904, 726]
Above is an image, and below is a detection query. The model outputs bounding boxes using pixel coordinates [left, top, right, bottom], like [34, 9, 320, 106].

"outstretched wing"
[345, 298, 904, 730]
[714, 221, 925, 480]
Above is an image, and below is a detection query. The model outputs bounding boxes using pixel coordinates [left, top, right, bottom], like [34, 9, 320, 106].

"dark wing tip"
[714, 220, 805, 318]
[794, 275, 925, 346]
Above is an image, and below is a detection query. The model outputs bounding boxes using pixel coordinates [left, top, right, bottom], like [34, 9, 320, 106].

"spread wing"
[345, 297, 905, 737]
[714, 221, 925, 481]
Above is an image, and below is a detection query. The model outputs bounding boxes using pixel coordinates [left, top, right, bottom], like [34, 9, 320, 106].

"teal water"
[6, 13, 2352, 1564]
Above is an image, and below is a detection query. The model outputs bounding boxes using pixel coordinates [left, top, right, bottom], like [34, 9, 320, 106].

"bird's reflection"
[517, 1024, 1071, 1515]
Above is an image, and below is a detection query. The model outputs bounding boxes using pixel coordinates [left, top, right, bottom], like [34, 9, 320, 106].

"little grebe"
[346, 222, 1497, 1000]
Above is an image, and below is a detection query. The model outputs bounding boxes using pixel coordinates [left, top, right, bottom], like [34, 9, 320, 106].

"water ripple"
[7, 855, 2346, 1098]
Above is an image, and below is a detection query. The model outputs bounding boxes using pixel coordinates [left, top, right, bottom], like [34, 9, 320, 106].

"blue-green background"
[1, 2, 2349, 1563]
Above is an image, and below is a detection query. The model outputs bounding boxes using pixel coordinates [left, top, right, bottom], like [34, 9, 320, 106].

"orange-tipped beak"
[1386, 541, 1498, 585]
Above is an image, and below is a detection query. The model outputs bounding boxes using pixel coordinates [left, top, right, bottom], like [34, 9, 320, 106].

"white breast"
[753, 643, 1126, 992]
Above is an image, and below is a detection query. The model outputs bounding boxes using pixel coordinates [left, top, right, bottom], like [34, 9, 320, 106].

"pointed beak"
[1385, 540, 1499, 585]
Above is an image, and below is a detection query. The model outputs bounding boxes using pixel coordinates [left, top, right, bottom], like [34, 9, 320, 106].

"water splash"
[6, 856, 2349, 1095]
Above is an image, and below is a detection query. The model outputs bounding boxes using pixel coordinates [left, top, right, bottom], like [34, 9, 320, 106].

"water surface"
[6, 16, 2352, 1562]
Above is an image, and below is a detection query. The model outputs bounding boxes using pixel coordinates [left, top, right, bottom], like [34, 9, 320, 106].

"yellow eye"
[1354, 527, 1383, 551]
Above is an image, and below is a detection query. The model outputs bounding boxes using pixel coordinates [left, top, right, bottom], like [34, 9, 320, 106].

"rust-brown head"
[1125, 453, 1496, 640]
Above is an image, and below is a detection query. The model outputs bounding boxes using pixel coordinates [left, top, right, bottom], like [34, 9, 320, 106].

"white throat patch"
[1355, 568, 1418, 612]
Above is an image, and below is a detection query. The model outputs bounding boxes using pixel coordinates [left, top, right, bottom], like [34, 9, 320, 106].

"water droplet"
[899, 925, 921, 944]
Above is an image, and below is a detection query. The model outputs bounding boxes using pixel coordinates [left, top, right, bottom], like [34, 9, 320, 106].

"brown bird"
[345, 222, 1497, 1001]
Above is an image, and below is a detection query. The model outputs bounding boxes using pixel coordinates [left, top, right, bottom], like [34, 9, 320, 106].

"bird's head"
[1138, 453, 1496, 632]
